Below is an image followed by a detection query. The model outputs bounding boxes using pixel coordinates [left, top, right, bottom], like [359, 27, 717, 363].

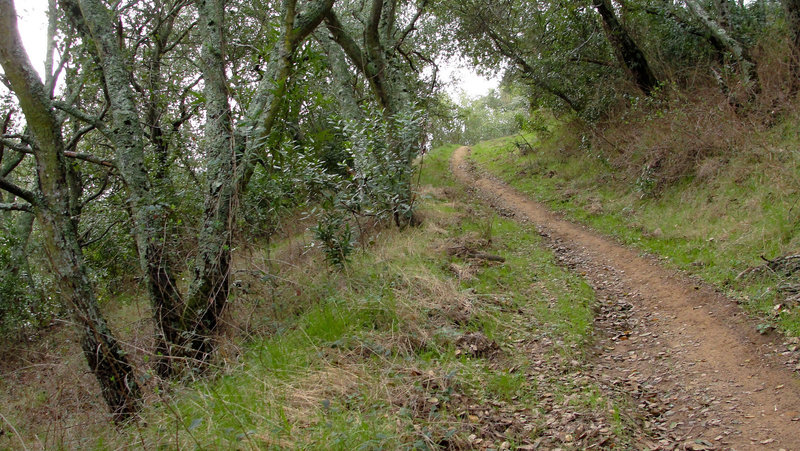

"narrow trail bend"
[451, 146, 800, 450]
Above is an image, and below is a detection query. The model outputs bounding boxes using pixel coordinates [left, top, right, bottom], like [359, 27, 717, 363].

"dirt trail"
[451, 146, 800, 450]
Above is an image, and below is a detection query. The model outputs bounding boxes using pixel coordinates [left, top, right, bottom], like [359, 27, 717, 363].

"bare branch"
[0, 176, 39, 206]
[162, 21, 196, 53]
[80, 218, 122, 248]
[394, 0, 428, 49]
[81, 169, 113, 206]
[570, 56, 615, 67]
[52, 101, 106, 130]
[0, 136, 32, 153]
[64, 150, 115, 168]
[64, 123, 99, 151]
[0, 201, 33, 212]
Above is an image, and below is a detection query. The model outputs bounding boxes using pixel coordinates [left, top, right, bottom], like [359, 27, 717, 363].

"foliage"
[242, 142, 337, 239]
[450, 88, 529, 145]
[0, 227, 55, 334]
[311, 210, 355, 267]
[24, 144, 647, 449]
[304, 108, 424, 267]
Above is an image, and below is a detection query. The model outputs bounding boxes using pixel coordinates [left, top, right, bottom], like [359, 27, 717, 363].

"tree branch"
[394, 0, 428, 49]
[52, 101, 108, 134]
[64, 150, 115, 168]
[292, 0, 335, 46]
[570, 56, 616, 67]
[81, 169, 113, 206]
[0, 201, 33, 212]
[325, 10, 369, 74]
[80, 218, 121, 248]
[0, 176, 39, 206]
[64, 123, 99, 152]
[7, 143, 114, 168]
[0, 136, 32, 153]
[0, 108, 12, 166]
[1, 149, 25, 177]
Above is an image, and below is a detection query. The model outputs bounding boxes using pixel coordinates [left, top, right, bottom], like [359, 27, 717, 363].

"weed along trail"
[451, 146, 800, 449]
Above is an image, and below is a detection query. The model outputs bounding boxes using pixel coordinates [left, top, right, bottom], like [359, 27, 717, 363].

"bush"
[311, 211, 354, 268]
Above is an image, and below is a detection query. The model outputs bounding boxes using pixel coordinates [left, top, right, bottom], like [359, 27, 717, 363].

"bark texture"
[323, 0, 424, 225]
[593, 0, 659, 94]
[0, 0, 140, 421]
[184, 0, 237, 361]
[685, 0, 753, 80]
[75, 0, 185, 377]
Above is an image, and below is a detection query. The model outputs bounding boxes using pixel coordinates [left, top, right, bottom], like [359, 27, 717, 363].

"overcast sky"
[13, 0, 498, 99]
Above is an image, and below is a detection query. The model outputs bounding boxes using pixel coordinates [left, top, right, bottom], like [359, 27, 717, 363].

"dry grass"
[0, 220, 332, 449]
[586, 83, 750, 192]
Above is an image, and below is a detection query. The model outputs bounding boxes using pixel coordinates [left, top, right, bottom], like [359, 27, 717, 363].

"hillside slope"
[0, 146, 646, 449]
[469, 126, 800, 338]
[455, 145, 800, 449]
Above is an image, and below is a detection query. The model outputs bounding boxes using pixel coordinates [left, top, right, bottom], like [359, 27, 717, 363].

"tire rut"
[451, 146, 800, 450]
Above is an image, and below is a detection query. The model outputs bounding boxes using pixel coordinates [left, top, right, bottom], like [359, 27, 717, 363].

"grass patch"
[1, 144, 646, 449]
[0, 144, 639, 449]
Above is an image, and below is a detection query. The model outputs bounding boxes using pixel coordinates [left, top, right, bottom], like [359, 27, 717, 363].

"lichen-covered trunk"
[325, 0, 420, 226]
[37, 207, 141, 421]
[685, 0, 755, 84]
[182, 0, 334, 366]
[238, 0, 334, 191]
[0, 0, 140, 420]
[8, 211, 39, 299]
[593, 0, 659, 95]
[319, 32, 364, 123]
[182, 0, 237, 363]
[76, 0, 185, 377]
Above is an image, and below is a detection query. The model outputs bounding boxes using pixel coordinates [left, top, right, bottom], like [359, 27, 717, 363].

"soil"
[451, 146, 800, 450]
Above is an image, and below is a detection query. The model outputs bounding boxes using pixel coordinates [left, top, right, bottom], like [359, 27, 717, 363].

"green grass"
[32, 144, 638, 449]
[3, 144, 647, 449]
[469, 126, 800, 337]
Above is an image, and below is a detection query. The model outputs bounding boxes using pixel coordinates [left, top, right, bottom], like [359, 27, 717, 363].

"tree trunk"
[324, 0, 421, 226]
[593, 0, 659, 95]
[684, 0, 756, 95]
[0, 0, 140, 420]
[182, 0, 237, 362]
[75, 0, 186, 377]
[318, 32, 364, 122]
[181, 0, 335, 367]
[238, 0, 335, 191]
[783, 0, 800, 90]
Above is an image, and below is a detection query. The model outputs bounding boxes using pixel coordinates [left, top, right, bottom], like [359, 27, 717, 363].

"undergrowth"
[0, 145, 649, 449]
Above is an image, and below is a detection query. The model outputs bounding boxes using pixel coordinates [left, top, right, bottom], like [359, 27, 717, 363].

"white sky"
[16, 0, 49, 79]
[438, 59, 500, 100]
[14, 0, 498, 99]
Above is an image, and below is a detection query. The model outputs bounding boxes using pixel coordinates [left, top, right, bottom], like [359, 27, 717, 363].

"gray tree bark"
[0, 0, 140, 421]
[183, 0, 237, 361]
[323, 0, 425, 225]
[74, 0, 185, 377]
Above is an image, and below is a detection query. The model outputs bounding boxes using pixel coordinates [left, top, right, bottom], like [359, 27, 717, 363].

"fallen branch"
[736, 253, 800, 280]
